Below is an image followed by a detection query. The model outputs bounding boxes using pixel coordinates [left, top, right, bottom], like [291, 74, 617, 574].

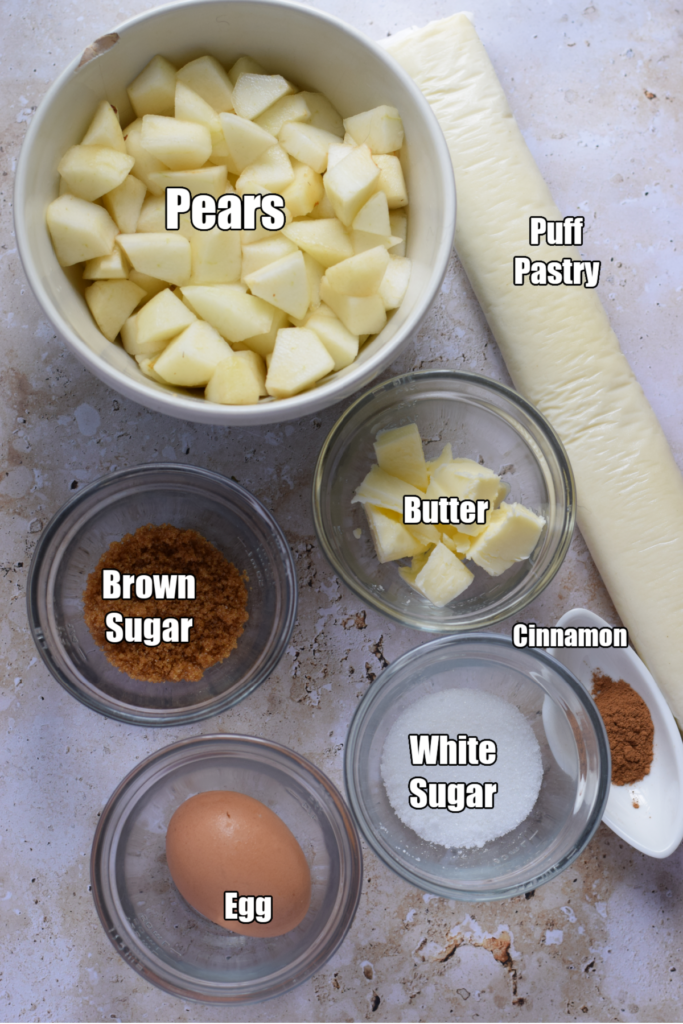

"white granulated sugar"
[381, 688, 543, 849]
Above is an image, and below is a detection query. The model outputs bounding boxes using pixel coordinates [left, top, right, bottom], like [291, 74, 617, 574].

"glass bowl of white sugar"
[344, 633, 610, 900]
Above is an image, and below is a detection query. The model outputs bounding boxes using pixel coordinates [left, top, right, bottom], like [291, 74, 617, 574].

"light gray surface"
[1, 1, 681, 1021]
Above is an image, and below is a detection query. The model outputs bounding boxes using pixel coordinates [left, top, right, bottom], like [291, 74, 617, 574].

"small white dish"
[548, 608, 683, 858]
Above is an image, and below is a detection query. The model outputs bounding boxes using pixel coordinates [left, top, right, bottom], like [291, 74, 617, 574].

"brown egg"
[165, 790, 311, 937]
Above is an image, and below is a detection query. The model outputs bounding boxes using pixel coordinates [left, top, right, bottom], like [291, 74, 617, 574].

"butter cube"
[364, 505, 428, 563]
[467, 502, 545, 576]
[352, 464, 426, 515]
[411, 542, 474, 607]
[426, 461, 502, 535]
[374, 423, 428, 490]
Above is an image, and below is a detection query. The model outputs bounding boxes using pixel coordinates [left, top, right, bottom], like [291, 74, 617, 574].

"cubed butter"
[413, 542, 474, 606]
[467, 502, 545, 576]
[364, 505, 428, 563]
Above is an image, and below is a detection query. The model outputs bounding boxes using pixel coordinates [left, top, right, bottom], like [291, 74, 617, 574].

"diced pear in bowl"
[351, 230, 401, 255]
[128, 270, 169, 301]
[323, 246, 389, 296]
[240, 307, 289, 358]
[244, 250, 310, 320]
[153, 321, 233, 386]
[174, 82, 224, 144]
[46, 195, 118, 267]
[205, 349, 267, 405]
[136, 195, 167, 232]
[180, 285, 275, 343]
[281, 160, 324, 219]
[189, 226, 242, 285]
[379, 256, 412, 310]
[228, 55, 268, 85]
[83, 246, 129, 280]
[326, 143, 356, 171]
[236, 145, 294, 194]
[81, 100, 126, 153]
[305, 309, 358, 370]
[364, 504, 429, 563]
[58, 146, 134, 202]
[122, 119, 168, 194]
[343, 105, 404, 154]
[148, 164, 228, 198]
[265, 327, 335, 398]
[319, 279, 386, 336]
[279, 122, 340, 174]
[299, 92, 344, 137]
[136, 354, 167, 383]
[141, 115, 212, 170]
[467, 503, 546, 576]
[232, 74, 294, 120]
[324, 144, 380, 226]
[352, 464, 426, 515]
[373, 423, 428, 490]
[352, 190, 391, 237]
[127, 55, 177, 117]
[241, 238, 298, 281]
[85, 279, 146, 342]
[373, 155, 408, 209]
[218, 113, 277, 174]
[283, 218, 353, 268]
[117, 233, 191, 287]
[177, 55, 234, 112]
[102, 174, 146, 234]
[134, 287, 197, 353]
[254, 94, 311, 137]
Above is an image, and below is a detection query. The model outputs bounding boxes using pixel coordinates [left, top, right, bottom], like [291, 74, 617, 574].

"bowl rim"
[312, 368, 576, 631]
[91, 732, 364, 1003]
[343, 632, 610, 901]
[13, 0, 456, 426]
[26, 462, 298, 726]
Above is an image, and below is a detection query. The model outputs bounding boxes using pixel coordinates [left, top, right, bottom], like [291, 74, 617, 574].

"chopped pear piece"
[323, 144, 380, 226]
[379, 256, 412, 309]
[265, 327, 335, 398]
[136, 354, 167, 383]
[241, 237, 298, 280]
[58, 145, 134, 202]
[83, 247, 129, 280]
[351, 230, 402, 254]
[148, 165, 228, 199]
[352, 464, 426, 515]
[283, 218, 353, 268]
[121, 312, 140, 355]
[153, 320, 233, 386]
[412, 542, 474, 606]
[123, 118, 168, 193]
[102, 174, 146, 233]
[254, 94, 310, 136]
[177, 55, 234, 112]
[127, 55, 177, 117]
[303, 252, 323, 310]
[85, 279, 146, 341]
[81, 100, 126, 153]
[135, 287, 197, 352]
[323, 245, 390, 297]
[141, 115, 212, 170]
[46, 195, 118, 267]
[305, 309, 358, 370]
[128, 270, 169, 300]
[299, 92, 344, 136]
[279, 121, 340, 173]
[180, 285, 275, 343]
[244, 250, 310, 320]
[307, 192, 336, 220]
[218, 112, 277, 174]
[319, 279, 387, 336]
[281, 161, 325, 219]
[174, 82, 224, 145]
[364, 504, 428, 563]
[236, 145, 294, 194]
[352, 190, 391, 236]
[137, 195, 167, 232]
[467, 503, 546, 576]
[343, 105, 404, 154]
[374, 423, 428, 490]
[373, 155, 408, 209]
[205, 349, 266, 404]
[232, 74, 294, 120]
[241, 307, 289, 357]
[326, 143, 356, 171]
[117, 233, 191, 287]
[188, 226, 242, 284]
[228, 55, 267, 84]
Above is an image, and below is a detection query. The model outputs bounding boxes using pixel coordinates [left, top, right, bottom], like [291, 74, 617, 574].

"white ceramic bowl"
[14, 0, 455, 425]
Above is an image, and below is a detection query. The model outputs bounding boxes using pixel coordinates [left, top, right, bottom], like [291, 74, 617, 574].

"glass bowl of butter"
[312, 369, 575, 632]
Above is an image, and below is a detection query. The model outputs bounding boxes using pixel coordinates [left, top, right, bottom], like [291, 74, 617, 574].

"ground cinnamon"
[84, 524, 248, 683]
[591, 670, 654, 786]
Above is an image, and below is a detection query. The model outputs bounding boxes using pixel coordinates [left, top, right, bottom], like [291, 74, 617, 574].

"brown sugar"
[592, 670, 654, 786]
[83, 524, 248, 683]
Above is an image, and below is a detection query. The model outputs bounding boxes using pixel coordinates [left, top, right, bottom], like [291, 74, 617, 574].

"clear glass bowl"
[313, 370, 575, 632]
[344, 634, 610, 901]
[27, 464, 297, 726]
[91, 734, 362, 1003]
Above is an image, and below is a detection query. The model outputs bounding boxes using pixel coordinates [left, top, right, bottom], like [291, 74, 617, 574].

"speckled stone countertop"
[2, 1, 682, 1021]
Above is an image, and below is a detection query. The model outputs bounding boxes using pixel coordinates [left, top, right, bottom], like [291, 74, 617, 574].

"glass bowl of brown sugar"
[27, 464, 297, 725]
